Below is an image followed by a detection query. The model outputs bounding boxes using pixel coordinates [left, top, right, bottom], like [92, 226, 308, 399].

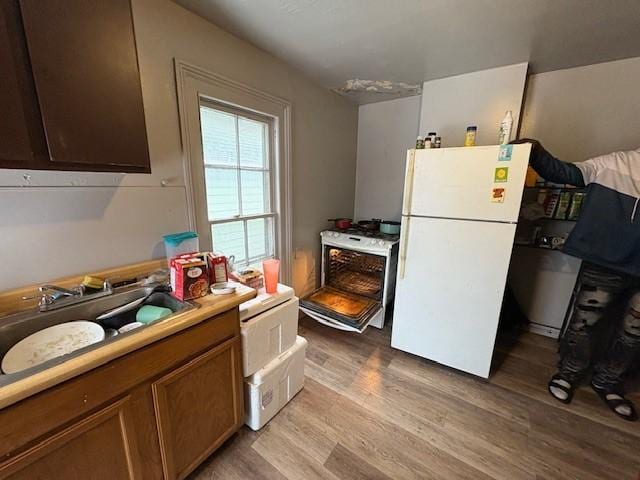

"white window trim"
[175, 59, 293, 285]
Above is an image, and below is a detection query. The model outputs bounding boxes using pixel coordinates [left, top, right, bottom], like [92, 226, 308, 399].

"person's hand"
[510, 138, 541, 149]
[510, 138, 544, 156]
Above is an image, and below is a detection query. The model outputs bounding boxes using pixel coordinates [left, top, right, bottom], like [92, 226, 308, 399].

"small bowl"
[211, 282, 237, 295]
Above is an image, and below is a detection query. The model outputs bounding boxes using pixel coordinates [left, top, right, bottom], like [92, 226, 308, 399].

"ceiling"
[175, 0, 640, 104]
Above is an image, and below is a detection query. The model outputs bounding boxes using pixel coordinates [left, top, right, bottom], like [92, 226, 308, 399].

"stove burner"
[328, 226, 400, 242]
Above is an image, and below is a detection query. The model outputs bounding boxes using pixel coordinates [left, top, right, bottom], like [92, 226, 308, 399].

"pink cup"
[262, 259, 280, 294]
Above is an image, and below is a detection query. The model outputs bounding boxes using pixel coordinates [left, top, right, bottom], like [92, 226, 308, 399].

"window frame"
[175, 59, 293, 285]
[199, 99, 277, 267]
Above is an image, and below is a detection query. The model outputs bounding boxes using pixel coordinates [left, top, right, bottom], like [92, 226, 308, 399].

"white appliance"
[391, 145, 531, 378]
[299, 229, 399, 333]
[244, 335, 307, 431]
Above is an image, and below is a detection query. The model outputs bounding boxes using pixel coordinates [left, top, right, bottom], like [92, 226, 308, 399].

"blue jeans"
[559, 262, 640, 389]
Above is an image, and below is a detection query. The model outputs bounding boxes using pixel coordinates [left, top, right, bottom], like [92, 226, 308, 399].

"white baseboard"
[527, 323, 560, 339]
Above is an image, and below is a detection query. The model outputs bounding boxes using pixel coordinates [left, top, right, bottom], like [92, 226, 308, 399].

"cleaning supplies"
[136, 305, 172, 324]
[82, 275, 104, 292]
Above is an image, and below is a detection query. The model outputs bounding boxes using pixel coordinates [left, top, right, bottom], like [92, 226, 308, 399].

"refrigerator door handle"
[402, 150, 416, 216]
[399, 215, 410, 279]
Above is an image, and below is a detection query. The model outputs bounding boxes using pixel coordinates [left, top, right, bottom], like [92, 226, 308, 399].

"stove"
[322, 228, 399, 256]
[327, 226, 400, 241]
[299, 229, 400, 333]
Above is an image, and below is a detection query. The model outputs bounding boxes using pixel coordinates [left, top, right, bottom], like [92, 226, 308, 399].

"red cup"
[262, 259, 280, 294]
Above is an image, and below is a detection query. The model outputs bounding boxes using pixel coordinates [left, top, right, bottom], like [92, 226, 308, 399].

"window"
[199, 102, 276, 267]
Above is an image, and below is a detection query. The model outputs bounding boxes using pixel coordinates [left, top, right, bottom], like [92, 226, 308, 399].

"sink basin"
[0, 286, 197, 386]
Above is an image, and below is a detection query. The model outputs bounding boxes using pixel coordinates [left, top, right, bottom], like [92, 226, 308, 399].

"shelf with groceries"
[515, 183, 585, 250]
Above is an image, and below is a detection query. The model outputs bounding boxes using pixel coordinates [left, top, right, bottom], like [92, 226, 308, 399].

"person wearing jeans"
[514, 139, 640, 421]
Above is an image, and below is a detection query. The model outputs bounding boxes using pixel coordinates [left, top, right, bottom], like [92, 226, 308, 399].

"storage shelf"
[513, 242, 564, 252]
[531, 216, 577, 223]
[524, 186, 586, 193]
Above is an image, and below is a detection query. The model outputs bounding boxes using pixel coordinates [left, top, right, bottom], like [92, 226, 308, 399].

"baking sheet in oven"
[329, 270, 382, 298]
[299, 286, 380, 328]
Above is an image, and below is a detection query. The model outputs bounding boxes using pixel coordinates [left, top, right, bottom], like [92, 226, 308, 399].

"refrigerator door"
[402, 144, 531, 223]
[392, 216, 516, 378]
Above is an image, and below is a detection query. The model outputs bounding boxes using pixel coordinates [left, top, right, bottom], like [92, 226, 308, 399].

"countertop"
[0, 261, 256, 410]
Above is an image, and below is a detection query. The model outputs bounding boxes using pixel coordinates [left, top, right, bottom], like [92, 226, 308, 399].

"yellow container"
[464, 126, 477, 147]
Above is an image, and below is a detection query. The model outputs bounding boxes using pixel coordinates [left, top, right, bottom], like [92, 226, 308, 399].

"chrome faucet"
[23, 280, 113, 311]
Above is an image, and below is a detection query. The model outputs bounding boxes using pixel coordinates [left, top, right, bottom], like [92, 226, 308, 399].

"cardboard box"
[170, 254, 209, 301]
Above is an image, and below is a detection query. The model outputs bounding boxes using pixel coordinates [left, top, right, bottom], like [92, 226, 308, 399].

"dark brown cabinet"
[0, 1, 48, 168]
[0, 0, 150, 173]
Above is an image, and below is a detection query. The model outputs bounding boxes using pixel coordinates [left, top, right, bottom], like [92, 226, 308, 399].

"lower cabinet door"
[152, 337, 243, 480]
[0, 396, 141, 480]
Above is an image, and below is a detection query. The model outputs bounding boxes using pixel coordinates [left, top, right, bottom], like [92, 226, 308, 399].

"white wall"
[520, 57, 640, 161]
[353, 63, 528, 223]
[510, 56, 640, 335]
[419, 63, 528, 147]
[0, 0, 358, 294]
[354, 96, 421, 222]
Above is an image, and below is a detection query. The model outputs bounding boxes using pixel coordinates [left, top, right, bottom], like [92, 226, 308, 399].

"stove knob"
[378, 240, 385, 246]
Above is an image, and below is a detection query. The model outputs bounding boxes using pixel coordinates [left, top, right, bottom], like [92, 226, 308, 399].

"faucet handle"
[21, 292, 54, 307]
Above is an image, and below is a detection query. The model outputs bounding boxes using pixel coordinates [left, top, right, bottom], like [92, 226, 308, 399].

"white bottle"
[499, 110, 513, 145]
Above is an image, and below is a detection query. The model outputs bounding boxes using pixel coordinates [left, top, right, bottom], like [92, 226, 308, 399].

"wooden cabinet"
[0, 0, 150, 173]
[0, 1, 48, 168]
[153, 338, 243, 480]
[0, 309, 244, 479]
[1, 397, 142, 480]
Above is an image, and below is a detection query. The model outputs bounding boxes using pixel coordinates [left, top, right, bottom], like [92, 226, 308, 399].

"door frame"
[175, 59, 293, 285]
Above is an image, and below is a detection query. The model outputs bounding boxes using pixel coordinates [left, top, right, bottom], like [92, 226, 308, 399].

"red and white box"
[170, 254, 210, 301]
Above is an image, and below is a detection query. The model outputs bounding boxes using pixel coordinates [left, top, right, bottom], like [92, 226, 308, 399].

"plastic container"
[262, 259, 280, 294]
[464, 126, 477, 147]
[244, 335, 307, 431]
[240, 284, 298, 376]
[136, 305, 172, 324]
[162, 231, 199, 266]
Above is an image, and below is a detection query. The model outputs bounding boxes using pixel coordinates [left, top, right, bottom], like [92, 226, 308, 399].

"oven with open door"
[300, 235, 396, 333]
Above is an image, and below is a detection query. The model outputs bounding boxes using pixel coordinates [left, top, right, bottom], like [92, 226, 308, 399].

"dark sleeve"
[515, 140, 585, 187]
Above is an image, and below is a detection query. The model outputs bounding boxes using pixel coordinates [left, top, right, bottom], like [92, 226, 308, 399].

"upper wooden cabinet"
[0, 0, 151, 173]
[0, 1, 48, 168]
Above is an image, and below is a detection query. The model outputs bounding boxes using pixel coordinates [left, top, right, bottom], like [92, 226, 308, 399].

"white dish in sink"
[1, 321, 105, 374]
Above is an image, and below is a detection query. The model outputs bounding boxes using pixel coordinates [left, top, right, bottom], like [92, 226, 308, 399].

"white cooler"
[244, 335, 307, 431]
[240, 284, 299, 377]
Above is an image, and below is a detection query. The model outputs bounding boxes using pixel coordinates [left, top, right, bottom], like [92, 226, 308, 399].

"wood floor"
[191, 316, 640, 480]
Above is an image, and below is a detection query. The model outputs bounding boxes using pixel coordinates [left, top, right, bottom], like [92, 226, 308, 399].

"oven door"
[299, 286, 382, 333]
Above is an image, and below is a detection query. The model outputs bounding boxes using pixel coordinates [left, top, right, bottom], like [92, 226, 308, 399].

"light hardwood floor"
[191, 316, 640, 480]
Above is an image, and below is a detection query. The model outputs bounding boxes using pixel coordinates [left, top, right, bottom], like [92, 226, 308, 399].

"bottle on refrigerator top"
[416, 136, 425, 149]
[424, 137, 432, 149]
[434, 136, 442, 148]
[464, 126, 477, 147]
[427, 132, 437, 144]
[498, 110, 513, 145]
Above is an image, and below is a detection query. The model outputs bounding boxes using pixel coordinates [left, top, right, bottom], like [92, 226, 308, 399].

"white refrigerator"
[391, 144, 531, 378]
